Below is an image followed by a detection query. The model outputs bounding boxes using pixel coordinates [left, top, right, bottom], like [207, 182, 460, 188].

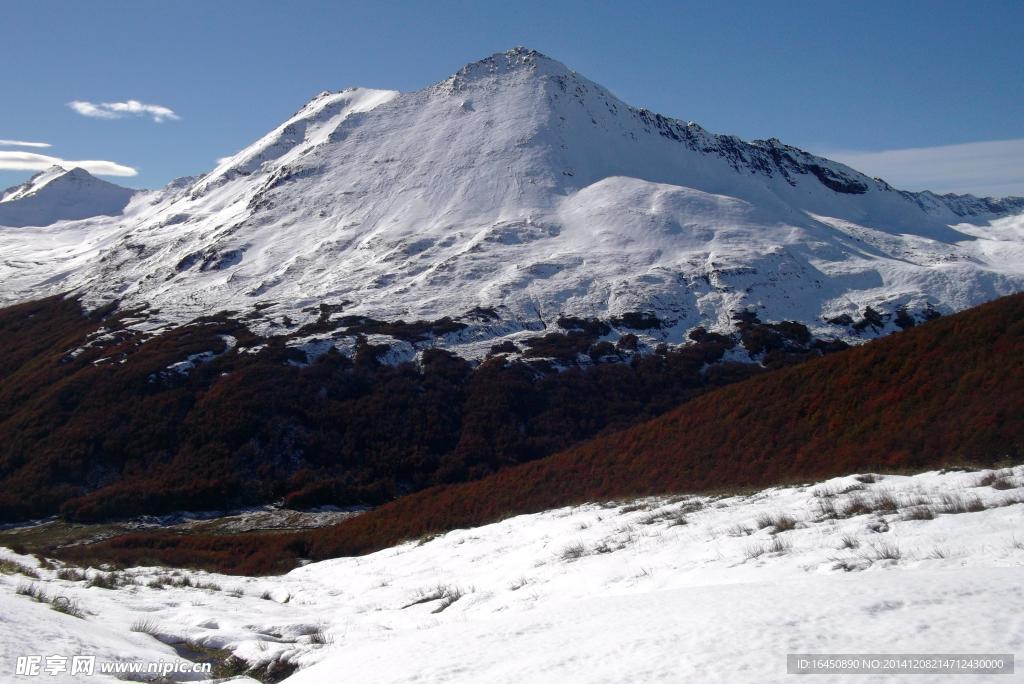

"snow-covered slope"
[0, 167, 137, 228]
[1, 48, 1023, 357]
[2, 466, 1022, 682]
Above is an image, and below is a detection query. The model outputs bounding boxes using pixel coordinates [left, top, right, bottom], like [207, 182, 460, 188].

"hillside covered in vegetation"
[0, 293, 846, 523]
[54, 293, 1023, 573]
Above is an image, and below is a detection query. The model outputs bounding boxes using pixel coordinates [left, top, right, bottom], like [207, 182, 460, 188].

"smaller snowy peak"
[0, 165, 70, 203]
[0, 167, 138, 228]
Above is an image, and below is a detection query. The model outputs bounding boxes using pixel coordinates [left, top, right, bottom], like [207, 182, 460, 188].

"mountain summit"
[0, 48, 1023, 357]
[0, 166, 137, 228]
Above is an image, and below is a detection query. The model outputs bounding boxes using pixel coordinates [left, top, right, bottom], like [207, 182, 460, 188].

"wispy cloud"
[0, 139, 52, 148]
[0, 151, 137, 177]
[822, 138, 1024, 198]
[68, 99, 180, 123]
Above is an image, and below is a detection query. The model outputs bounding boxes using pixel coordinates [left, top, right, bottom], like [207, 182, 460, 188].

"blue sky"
[2, 1, 1022, 196]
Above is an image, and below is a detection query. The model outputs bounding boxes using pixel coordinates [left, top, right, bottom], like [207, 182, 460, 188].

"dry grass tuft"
[838, 534, 860, 550]
[755, 512, 797, 532]
[16, 581, 49, 602]
[559, 542, 588, 561]
[938, 492, 986, 515]
[131, 618, 160, 635]
[49, 596, 84, 619]
[0, 559, 39, 578]
[866, 541, 901, 561]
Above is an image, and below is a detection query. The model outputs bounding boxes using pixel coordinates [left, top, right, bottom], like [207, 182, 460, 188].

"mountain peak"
[443, 46, 574, 89]
[15, 165, 69, 191]
[60, 166, 96, 180]
[14, 166, 99, 197]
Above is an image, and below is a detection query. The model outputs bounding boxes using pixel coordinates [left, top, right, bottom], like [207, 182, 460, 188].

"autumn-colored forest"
[55, 293, 1023, 574]
[1, 294, 814, 523]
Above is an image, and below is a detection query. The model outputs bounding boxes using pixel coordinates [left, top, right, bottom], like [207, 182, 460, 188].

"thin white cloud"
[0, 151, 137, 177]
[0, 139, 52, 148]
[822, 138, 1024, 198]
[68, 99, 180, 123]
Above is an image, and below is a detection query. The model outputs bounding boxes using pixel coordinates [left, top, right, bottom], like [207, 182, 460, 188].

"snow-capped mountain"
[0, 166, 137, 228]
[1, 48, 1023, 358]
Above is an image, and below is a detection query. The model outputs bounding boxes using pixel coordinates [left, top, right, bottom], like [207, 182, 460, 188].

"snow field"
[1, 466, 1022, 682]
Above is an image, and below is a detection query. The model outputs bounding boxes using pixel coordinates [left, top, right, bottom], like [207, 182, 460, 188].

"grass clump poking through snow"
[50, 596, 84, 619]
[87, 571, 132, 589]
[744, 544, 766, 560]
[840, 493, 876, 518]
[559, 542, 588, 561]
[815, 497, 838, 520]
[871, 490, 899, 513]
[755, 512, 797, 533]
[431, 586, 465, 614]
[170, 574, 193, 588]
[664, 510, 690, 527]
[938, 492, 986, 515]
[508, 576, 530, 591]
[402, 584, 453, 609]
[131, 618, 160, 635]
[743, 537, 790, 560]
[399, 584, 467, 613]
[902, 506, 935, 521]
[56, 567, 86, 582]
[142, 573, 217, 591]
[16, 581, 49, 602]
[636, 507, 690, 527]
[0, 558, 39, 578]
[399, 585, 468, 610]
[977, 470, 1019, 490]
[867, 541, 902, 561]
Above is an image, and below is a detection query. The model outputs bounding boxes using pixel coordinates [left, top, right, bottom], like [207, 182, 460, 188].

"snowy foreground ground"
[1, 467, 1022, 683]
